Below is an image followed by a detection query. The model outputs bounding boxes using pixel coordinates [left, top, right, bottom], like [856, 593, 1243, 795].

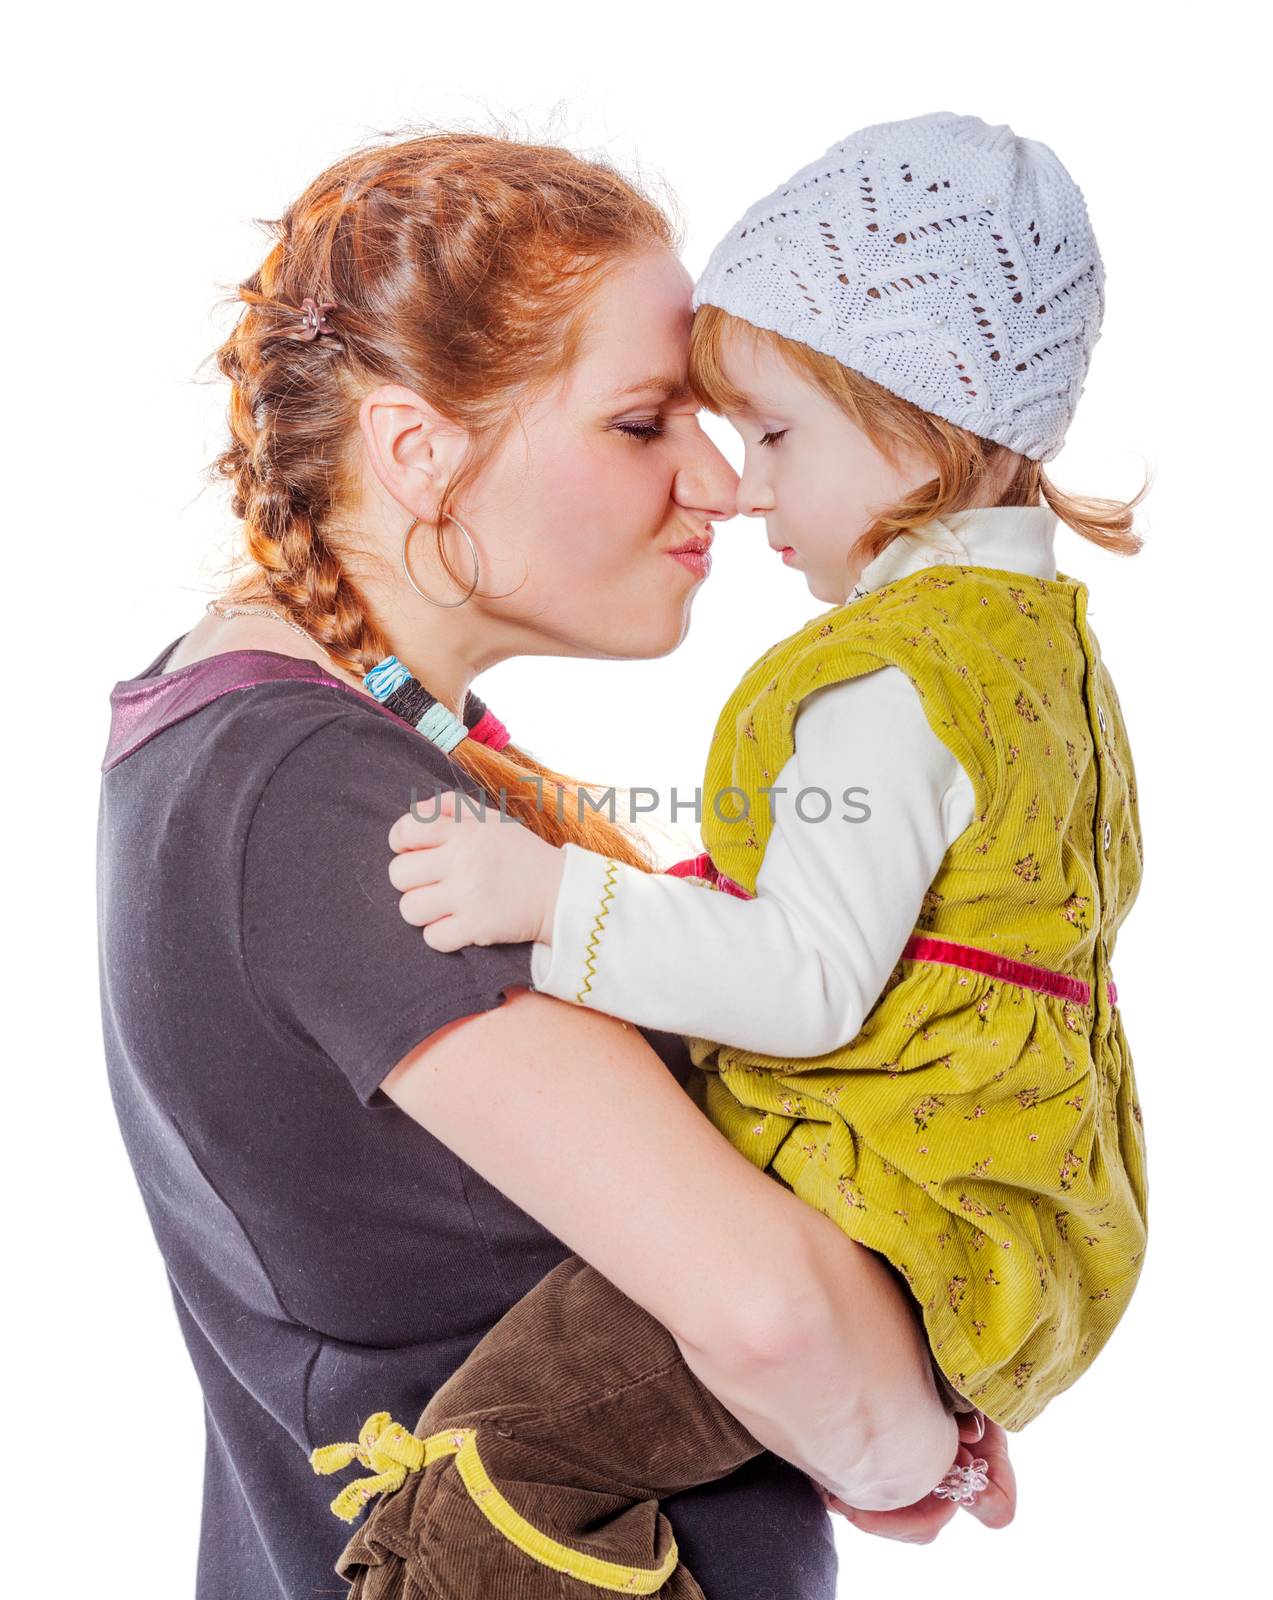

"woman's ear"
[359, 384, 471, 521]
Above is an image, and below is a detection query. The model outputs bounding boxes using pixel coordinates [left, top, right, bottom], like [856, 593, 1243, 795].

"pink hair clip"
[289, 296, 339, 342]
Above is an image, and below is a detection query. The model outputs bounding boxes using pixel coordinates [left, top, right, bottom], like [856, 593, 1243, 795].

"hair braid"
[213, 254, 392, 680]
[204, 128, 679, 868]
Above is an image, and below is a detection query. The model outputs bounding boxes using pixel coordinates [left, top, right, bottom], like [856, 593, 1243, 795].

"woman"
[97, 130, 984, 1600]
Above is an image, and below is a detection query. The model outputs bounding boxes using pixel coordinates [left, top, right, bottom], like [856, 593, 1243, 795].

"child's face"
[716, 323, 936, 606]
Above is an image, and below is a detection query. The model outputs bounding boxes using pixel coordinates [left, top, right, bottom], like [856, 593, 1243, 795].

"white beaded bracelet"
[932, 1457, 990, 1507]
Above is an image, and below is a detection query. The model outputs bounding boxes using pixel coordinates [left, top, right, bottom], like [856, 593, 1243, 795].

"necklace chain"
[206, 600, 332, 655]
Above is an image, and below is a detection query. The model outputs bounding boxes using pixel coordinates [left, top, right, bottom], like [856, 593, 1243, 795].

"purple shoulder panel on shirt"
[103, 647, 410, 772]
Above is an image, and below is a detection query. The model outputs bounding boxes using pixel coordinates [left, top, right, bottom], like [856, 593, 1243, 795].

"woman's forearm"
[384, 986, 955, 1508]
[673, 1205, 958, 1511]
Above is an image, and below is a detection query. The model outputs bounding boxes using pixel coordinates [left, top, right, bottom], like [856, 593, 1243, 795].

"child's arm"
[539, 665, 973, 1054]
[390, 667, 973, 1056]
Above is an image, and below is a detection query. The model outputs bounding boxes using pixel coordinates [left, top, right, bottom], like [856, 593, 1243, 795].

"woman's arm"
[241, 708, 956, 1508]
[380, 984, 957, 1510]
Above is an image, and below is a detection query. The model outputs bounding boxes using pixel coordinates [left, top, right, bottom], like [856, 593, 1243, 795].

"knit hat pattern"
[692, 111, 1105, 461]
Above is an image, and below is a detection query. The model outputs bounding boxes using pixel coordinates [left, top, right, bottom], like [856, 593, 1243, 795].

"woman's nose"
[674, 421, 739, 521]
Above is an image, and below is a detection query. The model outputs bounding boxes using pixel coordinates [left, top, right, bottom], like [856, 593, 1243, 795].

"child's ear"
[359, 383, 471, 522]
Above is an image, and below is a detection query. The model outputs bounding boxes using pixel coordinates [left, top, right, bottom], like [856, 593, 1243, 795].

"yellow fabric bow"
[310, 1411, 428, 1523]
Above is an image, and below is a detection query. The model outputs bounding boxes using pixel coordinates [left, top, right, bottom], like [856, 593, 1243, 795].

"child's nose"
[736, 475, 775, 518]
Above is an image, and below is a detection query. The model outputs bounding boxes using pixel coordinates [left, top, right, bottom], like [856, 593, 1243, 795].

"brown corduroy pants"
[330, 1253, 765, 1598]
[328, 1251, 973, 1597]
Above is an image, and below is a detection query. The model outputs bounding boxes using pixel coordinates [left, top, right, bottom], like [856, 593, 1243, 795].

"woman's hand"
[388, 792, 566, 952]
[810, 1412, 1016, 1543]
[810, 1476, 958, 1544]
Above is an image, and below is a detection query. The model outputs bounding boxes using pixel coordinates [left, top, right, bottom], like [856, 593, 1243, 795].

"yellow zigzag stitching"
[575, 857, 620, 1004]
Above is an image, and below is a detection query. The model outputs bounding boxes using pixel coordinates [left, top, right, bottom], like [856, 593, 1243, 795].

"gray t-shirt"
[97, 636, 837, 1600]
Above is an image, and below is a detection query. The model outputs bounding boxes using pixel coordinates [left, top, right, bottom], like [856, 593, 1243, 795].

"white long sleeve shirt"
[530, 505, 1060, 1055]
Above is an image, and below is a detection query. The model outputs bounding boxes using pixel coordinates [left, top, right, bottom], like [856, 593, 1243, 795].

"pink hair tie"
[468, 709, 511, 751]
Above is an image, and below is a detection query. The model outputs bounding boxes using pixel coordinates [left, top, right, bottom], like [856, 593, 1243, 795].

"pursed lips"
[665, 534, 713, 577]
[665, 534, 714, 556]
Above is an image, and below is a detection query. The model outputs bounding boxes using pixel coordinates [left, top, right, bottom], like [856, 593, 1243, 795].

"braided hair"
[208, 128, 681, 861]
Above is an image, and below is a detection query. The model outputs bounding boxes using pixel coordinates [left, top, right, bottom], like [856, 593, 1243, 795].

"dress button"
[1097, 705, 1107, 735]
[1102, 819, 1112, 852]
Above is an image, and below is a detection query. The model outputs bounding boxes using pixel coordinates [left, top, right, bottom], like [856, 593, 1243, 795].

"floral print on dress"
[686, 564, 1148, 1431]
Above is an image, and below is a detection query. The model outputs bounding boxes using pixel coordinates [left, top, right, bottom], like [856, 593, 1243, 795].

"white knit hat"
[692, 111, 1104, 462]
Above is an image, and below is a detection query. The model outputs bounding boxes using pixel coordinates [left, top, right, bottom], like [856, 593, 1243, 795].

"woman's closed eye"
[758, 429, 787, 448]
[612, 419, 665, 443]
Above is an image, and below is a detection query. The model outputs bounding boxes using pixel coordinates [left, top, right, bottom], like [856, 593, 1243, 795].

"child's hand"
[946, 1414, 1016, 1530]
[388, 791, 566, 953]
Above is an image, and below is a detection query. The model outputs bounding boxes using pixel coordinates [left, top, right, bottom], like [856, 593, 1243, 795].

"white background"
[7, 2, 1267, 1593]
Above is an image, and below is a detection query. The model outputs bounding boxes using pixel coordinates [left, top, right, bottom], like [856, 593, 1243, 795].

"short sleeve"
[241, 706, 535, 1105]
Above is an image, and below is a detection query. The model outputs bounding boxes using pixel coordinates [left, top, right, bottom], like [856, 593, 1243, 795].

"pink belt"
[902, 935, 1117, 1008]
[665, 853, 1117, 1009]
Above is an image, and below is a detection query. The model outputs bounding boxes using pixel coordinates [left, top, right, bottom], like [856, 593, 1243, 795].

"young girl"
[318, 111, 1147, 1594]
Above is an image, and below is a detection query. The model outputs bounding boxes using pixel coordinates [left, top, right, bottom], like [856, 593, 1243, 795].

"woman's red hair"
[208, 126, 685, 866]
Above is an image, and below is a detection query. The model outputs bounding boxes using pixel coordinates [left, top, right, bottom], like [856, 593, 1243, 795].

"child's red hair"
[688, 304, 1148, 565]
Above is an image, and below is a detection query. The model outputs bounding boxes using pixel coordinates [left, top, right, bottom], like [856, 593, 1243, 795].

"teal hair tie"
[362, 653, 489, 757]
[415, 702, 469, 754]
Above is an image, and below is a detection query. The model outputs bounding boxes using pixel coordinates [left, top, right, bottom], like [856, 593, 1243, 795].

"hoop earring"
[401, 513, 481, 608]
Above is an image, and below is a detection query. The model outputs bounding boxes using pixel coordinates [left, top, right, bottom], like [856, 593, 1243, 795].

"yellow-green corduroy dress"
[682, 563, 1148, 1430]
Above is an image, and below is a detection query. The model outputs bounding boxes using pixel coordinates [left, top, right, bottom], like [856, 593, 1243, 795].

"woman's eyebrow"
[606, 374, 693, 402]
